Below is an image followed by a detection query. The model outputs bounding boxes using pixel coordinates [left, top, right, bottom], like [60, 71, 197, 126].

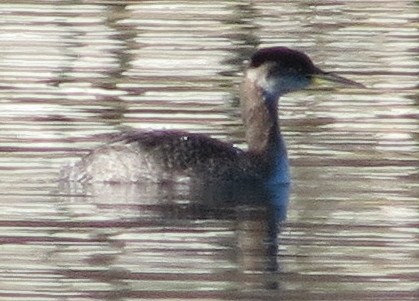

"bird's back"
[60, 130, 246, 183]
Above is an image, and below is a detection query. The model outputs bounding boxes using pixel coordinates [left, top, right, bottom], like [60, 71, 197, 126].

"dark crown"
[249, 47, 319, 74]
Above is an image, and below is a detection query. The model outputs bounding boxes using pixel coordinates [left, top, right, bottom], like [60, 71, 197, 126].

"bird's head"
[245, 47, 364, 100]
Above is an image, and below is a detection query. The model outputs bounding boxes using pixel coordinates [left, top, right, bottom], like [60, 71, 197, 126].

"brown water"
[0, 1, 418, 300]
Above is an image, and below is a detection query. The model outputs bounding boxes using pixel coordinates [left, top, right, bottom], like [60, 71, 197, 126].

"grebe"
[60, 47, 363, 184]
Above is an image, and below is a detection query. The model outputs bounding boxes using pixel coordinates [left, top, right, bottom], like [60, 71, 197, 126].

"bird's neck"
[240, 75, 290, 183]
[240, 76, 283, 155]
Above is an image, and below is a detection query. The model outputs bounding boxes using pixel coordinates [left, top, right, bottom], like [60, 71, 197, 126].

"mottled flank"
[60, 130, 268, 183]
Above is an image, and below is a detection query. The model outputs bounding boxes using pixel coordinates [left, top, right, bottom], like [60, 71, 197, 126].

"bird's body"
[61, 129, 287, 184]
[60, 47, 362, 184]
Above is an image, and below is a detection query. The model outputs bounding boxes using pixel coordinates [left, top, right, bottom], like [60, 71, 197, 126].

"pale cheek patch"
[245, 63, 277, 95]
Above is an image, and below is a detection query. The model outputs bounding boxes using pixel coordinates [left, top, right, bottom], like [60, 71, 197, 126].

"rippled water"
[0, 1, 418, 300]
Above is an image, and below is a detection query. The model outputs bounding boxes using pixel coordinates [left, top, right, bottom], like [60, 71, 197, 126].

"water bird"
[60, 47, 363, 184]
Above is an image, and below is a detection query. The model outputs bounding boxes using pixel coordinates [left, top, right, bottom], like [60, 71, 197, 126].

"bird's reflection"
[57, 180, 289, 289]
[159, 180, 290, 277]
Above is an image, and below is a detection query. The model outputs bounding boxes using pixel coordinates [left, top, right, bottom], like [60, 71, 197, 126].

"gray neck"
[240, 75, 282, 154]
[240, 74, 290, 183]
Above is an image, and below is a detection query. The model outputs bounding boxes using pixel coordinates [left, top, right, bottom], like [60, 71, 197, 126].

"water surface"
[0, 1, 418, 300]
